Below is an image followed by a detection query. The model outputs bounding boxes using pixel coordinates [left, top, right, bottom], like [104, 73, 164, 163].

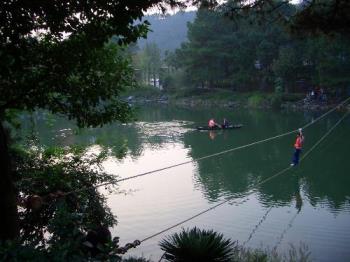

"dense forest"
[133, 2, 350, 98]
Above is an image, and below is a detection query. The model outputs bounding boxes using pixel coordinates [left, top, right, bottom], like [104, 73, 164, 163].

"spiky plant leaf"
[159, 227, 236, 262]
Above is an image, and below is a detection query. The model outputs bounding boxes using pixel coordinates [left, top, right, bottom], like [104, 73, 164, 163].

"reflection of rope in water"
[158, 252, 166, 262]
[241, 206, 273, 247]
[273, 210, 299, 251]
[140, 197, 249, 243]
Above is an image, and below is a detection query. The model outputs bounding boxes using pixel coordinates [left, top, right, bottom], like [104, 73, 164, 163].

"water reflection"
[185, 111, 349, 212]
[21, 108, 350, 211]
[20, 106, 350, 261]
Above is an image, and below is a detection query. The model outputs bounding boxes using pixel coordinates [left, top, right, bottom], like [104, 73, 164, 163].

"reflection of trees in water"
[23, 108, 350, 211]
[185, 131, 252, 201]
[184, 125, 298, 206]
[20, 111, 192, 160]
[20, 112, 145, 158]
[92, 124, 144, 159]
[295, 118, 350, 212]
[301, 146, 350, 211]
[255, 173, 302, 207]
[135, 105, 208, 123]
[184, 111, 350, 210]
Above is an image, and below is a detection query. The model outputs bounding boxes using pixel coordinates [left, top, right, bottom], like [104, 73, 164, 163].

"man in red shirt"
[291, 128, 304, 166]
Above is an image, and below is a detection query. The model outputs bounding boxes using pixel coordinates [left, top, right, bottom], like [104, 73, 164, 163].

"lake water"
[23, 105, 350, 261]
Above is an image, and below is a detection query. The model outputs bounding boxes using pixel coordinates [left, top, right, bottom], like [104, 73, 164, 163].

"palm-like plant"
[159, 227, 236, 262]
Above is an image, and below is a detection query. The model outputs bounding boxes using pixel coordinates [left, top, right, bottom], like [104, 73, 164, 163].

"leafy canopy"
[0, 0, 183, 126]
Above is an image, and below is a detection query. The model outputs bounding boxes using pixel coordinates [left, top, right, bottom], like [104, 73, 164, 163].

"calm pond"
[23, 105, 350, 261]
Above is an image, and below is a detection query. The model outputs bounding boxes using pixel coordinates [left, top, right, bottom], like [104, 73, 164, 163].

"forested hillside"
[138, 11, 196, 54]
[163, 3, 350, 95]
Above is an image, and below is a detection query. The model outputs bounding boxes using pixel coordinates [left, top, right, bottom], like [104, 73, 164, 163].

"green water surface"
[22, 105, 350, 261]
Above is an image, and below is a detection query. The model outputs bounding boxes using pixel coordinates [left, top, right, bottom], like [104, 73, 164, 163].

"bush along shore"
[122, 88, 349, 111]
[123, 227, 311, 262]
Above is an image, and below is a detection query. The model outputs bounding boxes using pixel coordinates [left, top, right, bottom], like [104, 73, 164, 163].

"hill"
[138, 11, 196, 54]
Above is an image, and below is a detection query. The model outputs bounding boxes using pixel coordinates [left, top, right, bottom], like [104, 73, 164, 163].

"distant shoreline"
[124, 89, 350, 112]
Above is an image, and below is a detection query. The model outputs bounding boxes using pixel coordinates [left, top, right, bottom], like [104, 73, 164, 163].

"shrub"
[237, 243, 311, 262]
[159, 227, 236, 262]
[1, 144, 122, 261]
[270, 94, 283, 109]
[274, 77, 284, 94]
[247, 94, 265, 108]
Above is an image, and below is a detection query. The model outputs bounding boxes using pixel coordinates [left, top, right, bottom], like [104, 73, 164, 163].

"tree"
[309, 36, 350, 91]
[198, 0, 350, 36]
[175, 8, 239, 89]
[2, 145, 121, 260]
[139, 43, 162, 87]
[170, 0, 350, 93]
[172, 3, 292, 90]
[290, 0, 350, 36]
[272, 45, 304, 93]
[0, 0, 184, 242]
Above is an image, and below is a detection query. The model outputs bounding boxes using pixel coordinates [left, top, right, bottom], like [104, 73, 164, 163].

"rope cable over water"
[18, 98, 350, 254]
[301, 111, 350, 161]
[86, 110, 350, 257]
[59, 97, 350, 196]
[269, 111, 350, 251]
[134, 110, 350, 245]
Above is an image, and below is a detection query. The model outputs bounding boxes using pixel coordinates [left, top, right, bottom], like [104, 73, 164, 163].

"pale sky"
[146, 0, 302, 16]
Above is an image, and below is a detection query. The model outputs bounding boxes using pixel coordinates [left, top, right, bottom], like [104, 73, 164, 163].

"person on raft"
[291, 128, 304, 166]
[208, 118, 220, 129]
[221, 118, 230, 129]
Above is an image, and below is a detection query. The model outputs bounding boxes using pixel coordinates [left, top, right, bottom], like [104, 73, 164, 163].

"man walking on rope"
[291, 128, 304, 166]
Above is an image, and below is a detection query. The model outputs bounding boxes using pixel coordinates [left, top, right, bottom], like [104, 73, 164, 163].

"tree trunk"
[153, 73, 156, 88]
[0, 120, 19, 241]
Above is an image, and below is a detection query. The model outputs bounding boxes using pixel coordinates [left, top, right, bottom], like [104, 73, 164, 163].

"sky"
[146, 0, 302, 15]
